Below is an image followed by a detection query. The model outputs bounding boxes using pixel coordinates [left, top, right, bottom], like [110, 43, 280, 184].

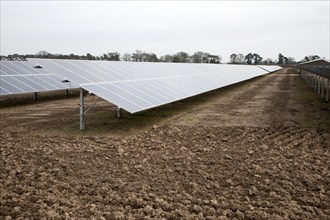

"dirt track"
[1, 69, 329, 219]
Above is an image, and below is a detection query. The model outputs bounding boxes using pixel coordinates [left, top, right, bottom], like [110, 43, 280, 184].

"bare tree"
[131, 50, 145, 62]
[121, 53, 131, 62]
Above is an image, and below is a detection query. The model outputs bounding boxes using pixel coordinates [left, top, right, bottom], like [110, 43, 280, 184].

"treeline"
[0, 50, 321, 65]
[229, 53, 321, 65]
[0, 50, 222, 64]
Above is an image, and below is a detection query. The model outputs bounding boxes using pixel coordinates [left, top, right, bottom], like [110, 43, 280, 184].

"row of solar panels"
[0, 61, 76, 95]
[1, 60, 281, 113]
[295, 58, 330, 79]
[298, 66, 330, 79]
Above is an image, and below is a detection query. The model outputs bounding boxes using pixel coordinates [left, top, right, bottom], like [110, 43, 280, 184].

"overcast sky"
[1, 1, 329, 62]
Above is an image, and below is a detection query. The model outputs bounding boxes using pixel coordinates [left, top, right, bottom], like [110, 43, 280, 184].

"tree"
[284, 57, 289, 64]
[252, 53, 262, 65]
[172, 52, 189, 63]
[107, 52, 120, 61]
[278, 53, 285, 64]
[101, 53, 108, 60]
[144, 53, 159, 62]
[245, 53, 253, 65]
[311, 55, 320, 60]
[121, 53, 131, 61]
[208, 55, 221, 63]
[287, 57, 296, 64]
[131, 50, 159, 62]
[303, 55, 320, 62]
[230, 53, 245, 64]
[86, 53, 95, 60]
[191, 51, 209, 63]
[6, 53, 26, 61]
[236, 54, 245, 64]
[69, 53, 80, 60]
[131, 50, 144, 62]
[229, 53, 237, 64]
[261, 58, 275, 65]
[160, 54, 173, 62]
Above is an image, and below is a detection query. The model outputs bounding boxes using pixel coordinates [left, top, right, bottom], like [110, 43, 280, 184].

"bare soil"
[1, 68, 329, 219]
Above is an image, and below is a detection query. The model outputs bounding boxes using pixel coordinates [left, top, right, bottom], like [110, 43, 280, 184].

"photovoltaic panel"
[82, 74, 232, 113]
[0, 61, 77, 95]
[299, 66, 330, 79]
[28, 59, 281, 113]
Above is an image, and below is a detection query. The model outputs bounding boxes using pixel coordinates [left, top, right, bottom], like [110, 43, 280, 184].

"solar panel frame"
[257, 65, 282, 73]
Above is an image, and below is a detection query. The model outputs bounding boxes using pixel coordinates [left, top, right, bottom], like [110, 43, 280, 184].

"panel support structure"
[34, 92, 38, 101]
[321, 77, 325, 98]
[80, 88, 85, 130]
[116, 107, 122, 119]
[326, 78, 329, 102]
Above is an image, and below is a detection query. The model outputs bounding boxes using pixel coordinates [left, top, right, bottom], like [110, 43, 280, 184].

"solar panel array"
[29, 59, 281, 113]
[0, 61, 76, 95]
[299, 66, 330, 79]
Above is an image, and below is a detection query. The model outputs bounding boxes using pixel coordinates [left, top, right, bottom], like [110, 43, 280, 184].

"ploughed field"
[1, 69, 329, 219]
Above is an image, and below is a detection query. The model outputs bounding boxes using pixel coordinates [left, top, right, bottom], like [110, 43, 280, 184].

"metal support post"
[116, 107, 122, 119]
[66, 89, 69, 96]
[80, 88, 85, 130]
[34, 92, 38, 101]
[314, 74, 317, 91]
[321, 77, 325, 98]
[326, 78, 329, 102]
[318, 76, 321, 94]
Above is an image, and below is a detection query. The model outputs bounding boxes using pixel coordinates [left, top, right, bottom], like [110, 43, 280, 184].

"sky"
[1, 1, 329, 62]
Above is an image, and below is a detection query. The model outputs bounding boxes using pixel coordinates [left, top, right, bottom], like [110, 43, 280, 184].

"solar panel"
[28, 59, 281, 113]
[0, 61, 77, 95]
[82, 74, 232, 113]
[299, 66, 330, 79]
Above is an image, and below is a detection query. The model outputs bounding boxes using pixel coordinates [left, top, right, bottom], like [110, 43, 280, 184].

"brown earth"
[0, 68, 329, 219]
